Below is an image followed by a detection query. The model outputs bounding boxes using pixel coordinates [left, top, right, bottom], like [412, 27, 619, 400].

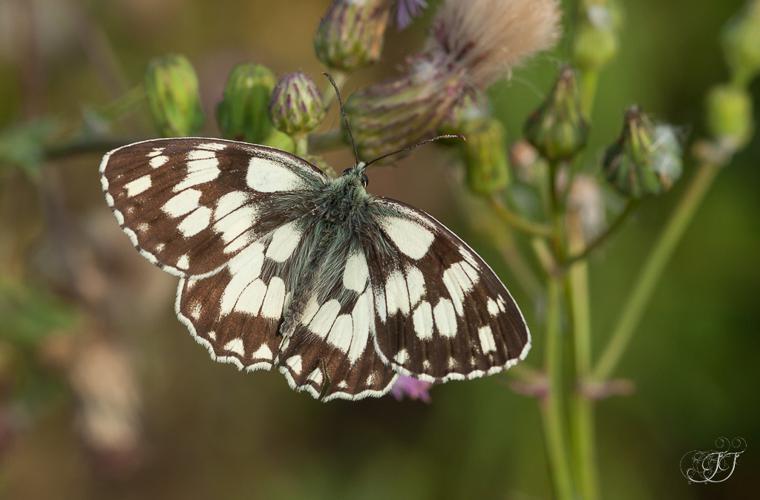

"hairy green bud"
[216, 63, 292, 151]
[706, 85, 754, 150]
[524, 67, 589, 162]
[144, 54, 204, 137]
[269, 72, 326, 136]
[461, 118, 510, 195]
[314, 0, 391, 72]
[721, 0, 760, 85]
[603, 107, 683, 198]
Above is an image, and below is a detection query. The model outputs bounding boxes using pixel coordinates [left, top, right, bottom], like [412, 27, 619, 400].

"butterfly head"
[341, 161, 369, 188]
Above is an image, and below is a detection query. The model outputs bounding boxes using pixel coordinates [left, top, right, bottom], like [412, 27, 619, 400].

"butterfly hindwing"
[100, 138, 327, 278]
[366, 200, 531, 382]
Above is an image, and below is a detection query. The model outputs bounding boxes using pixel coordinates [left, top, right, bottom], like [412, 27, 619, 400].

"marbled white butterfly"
[100, 133, 530, 401]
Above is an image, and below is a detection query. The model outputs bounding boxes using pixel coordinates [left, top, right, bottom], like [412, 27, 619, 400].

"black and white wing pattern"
[99, 137, 328, 278]
[364, 200, 531, 383]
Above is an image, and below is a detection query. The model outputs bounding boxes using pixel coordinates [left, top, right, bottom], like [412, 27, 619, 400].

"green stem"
[487, 195, 554, 239]
[541, 278, 575, 500]
[566, 213, 598, 500]
[579, 70, 600, 118]
[563, 199, 639, 267]
[592, 162, 721, 380]
[294, 133, 309, 157]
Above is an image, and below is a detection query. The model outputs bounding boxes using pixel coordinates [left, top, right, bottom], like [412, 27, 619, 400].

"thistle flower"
[603, 107, 683, 198]
[706, 84, 754, 149]
[395, 0, 428, 29]
[721, 0, 760, 85]
[269, 72, 326, 136]
[314, 0, 392, 72]
[345, 0, 561, 159]
[144, 54, 204, 137]
[391, 375, 432, 402]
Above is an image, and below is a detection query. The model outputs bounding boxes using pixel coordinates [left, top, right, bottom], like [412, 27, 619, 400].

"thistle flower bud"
[217, 63, 293, 150]
[603, 107, 683, 198]
[345, 0, 561, 158]
[314, 0, 391, 72]
[706, 84, 754, 149]
[144, 55, 204, 137]
[524, 67, 589, 162]
[461, 118, 510, 195]
[572, 3, 621, 71]
[721, 0, 760, 85]
[269, 72, 326, 136]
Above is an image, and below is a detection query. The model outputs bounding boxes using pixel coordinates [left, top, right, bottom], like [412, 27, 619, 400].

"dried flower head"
[430, 0, 562, 88]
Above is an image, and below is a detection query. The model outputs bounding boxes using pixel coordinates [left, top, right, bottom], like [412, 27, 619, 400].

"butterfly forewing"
[365, 199, 531, 382]
[100, 138, 327, 277]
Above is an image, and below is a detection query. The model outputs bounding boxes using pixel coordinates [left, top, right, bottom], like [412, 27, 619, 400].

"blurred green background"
[0, 0, 758, 499]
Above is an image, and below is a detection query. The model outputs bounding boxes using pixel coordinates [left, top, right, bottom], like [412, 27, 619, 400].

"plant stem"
[566, 212, 598, 500]
[321, 71, 347, 110]
[487, 195, 554, 239]
[592, 162, 721, 380]
[294, 133, 309, 156]
[563, 199, 639, 267]
[541, 278, 575, 500]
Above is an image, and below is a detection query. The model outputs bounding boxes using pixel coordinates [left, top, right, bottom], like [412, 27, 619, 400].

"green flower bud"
[721, 0, 760, 85]
[524, 67, 589, 162]
[461, 118, 510, 195]
[269, 72, 325, 137]
[603, 107, 683, 198]
[706, 84, 754, 149]
[216, 64, 291, 149]
[144, 55, 204, 136]
[573, 22, 618, 71]
[314, 0, 391, 72]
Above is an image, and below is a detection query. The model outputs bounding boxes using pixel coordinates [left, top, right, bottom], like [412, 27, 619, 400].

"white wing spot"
[385, 270, 410, 316]
[306, 368, 323, 386]
[374, 287, 387, 322]
[177, 254, 189, 269]
[394, 349, 409, 364]
[163, 189, 202, 218]
[487, 297, 500, 317]
[309, 299, 341, 338]
[235, 279, 267, 316]
[497, 296, 507, 313]
[173, 156, 220, 192]
[478, 326, 497, 354]
[147, 147, 164, 158]
[178, 206, 212, 237]
[265, 221, 301, 262]
[348, 291, 371, 364]
[300, 295, 320, 326]
[434, 298, 458, 337]
[224, 338, 245, 356]
[405, 266, 426, 307]
[149, 155, 169, 168]
[261, 277, 286, 319]
[208, 331, 217, 341]
[286, 355, 303, 375]
[197, 142, 227, 151]
[412, 301, 434, 340]
[215, 191, 249, 219]
[190, 303, 201, 320]
[124, 175, 152, 197]
[327, 314, 353, 353]
[247, 157, 306, 192]
[251, 344, 273, 360]
[380, 216, 435, 260]
[343, 251, 369, 292]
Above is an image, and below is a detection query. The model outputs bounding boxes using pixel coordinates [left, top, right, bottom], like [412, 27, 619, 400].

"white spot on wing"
[224, 338, 245, 356]
[286, 355, 303, 375]
[306, 368, 323, 385]
[174, 156, 220, 192]
[265, 221, 301, 262]
[309, 299, 341, 338]
[247, 157, 306, 192]
[412, 301, 434, 340]
[163, 189, 202, 218]
[215, 191, 249, 219]
[235, 279, 266, 315]
[252, 344, 273, 360]
[198, 142, 227, 151]
[380, 216, 435, 260]
[124, 175, 152, 197]
[261, 277, 285, 319]
[405, 266, 426, 307]
[300, 295, 320, 325]
[434, 298, 457, 337]
[385, 270, 410, 317]
[343, 251, 369, 292]
[178, 206, 212, 237]
[220, 244, 265, 315]
[177, 254, 189, 269]
[394, 349, 409, 364]
[478, 326, 497, 353]
[487, 297, 499, 317]
[149, 155, 168, 168]
[348, 291, 371, 364]
[327, 314, 353, 353]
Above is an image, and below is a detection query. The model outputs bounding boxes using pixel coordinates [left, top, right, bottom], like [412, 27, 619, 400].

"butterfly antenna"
[324, 73, 361, 165]
[363, 134, 465, 168]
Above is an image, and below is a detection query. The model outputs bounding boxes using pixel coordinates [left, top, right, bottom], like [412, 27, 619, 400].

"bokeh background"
[1, 0, 759, 499]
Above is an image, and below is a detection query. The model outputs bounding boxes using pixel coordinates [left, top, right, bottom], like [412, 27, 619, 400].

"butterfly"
[100, 135, 530, 401]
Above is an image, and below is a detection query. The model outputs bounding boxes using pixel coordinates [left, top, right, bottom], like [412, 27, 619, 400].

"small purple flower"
[390, 375, 432, 402]
[395, 0, 428, 29]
